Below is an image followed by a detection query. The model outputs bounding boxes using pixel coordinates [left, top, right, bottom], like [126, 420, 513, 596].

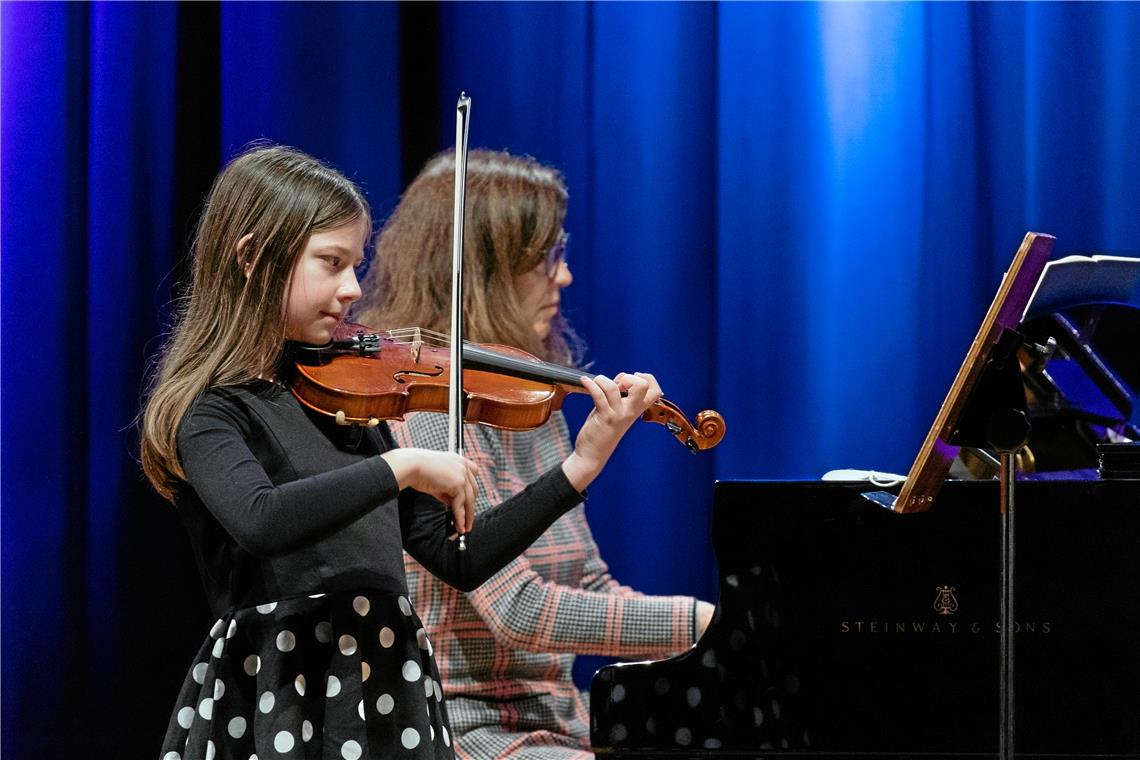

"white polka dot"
[294, 674, 306, 696]
[192, 663, 208, 684]
[401, 727, 420, 749]
[402, 660, 422, 682]
[302, 720, 314, 742]
[276, 630, 296, 652]
[226, 619, 238, 639]
[256, 602, 277, 614]
[198, 698, 214, 720]
[416, 628, 430, 650]
[379, 627, 395, 648]
[398, 596, 412, 616]
[243, 655, 260, 676]
[686, 686, 701, 707]
[308, 592, 326, 599]
[357, 699, 365, 720]
[274, 731, 294, 753]
[612, 684, 626, 703]
[177, 706, 194, 729]
[205, 741, 216, 760]
[314, 622, 333, 643]
[431, 725, 435, 741]
[433, 680, 442, 702]
[338, 634, 357, 656]
[326, 674, 342, 697]
[228, 716, 247, 739]
[352, 596, 370, 616]
[250, 755, 258, 760]
[423, 677, 433, 697]
[213, 679, 225, 699]
[259, 692, 275, 713]
[341, 740, 362, 760]
[675, 727, 692, 746]
[211, 638, 225, 658]
[209, 619, 226, 639]
[162, 752, 180, 760]
[376, 693, 394, 715]
[361, 662, 371, 682]
[443, 726, 450, 746]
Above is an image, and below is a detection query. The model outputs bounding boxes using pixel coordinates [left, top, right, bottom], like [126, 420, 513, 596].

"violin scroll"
[642, 398, 726, 453]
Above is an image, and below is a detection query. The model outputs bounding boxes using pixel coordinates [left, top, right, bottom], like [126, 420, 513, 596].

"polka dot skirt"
[160, 590, 453, 759]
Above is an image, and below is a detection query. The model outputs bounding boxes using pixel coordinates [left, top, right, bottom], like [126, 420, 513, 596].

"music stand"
[863, 231, 1055, 760]
[863, 232, 1054, 514]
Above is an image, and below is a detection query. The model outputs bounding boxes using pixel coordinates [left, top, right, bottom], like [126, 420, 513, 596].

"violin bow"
[449, 93, 472, 550]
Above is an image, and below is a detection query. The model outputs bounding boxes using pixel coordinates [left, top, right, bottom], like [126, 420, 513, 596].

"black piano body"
[591, 480, 1140, 758]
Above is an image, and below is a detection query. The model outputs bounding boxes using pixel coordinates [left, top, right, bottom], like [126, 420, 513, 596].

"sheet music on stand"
[1023, 253, 1140, 320]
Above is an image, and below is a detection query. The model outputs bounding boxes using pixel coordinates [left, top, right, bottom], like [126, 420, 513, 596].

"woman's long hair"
[356, 149, 580, 365]
[141, 144, 370, 500]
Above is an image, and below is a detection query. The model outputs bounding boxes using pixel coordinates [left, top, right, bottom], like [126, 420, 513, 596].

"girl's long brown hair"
[141, 144, 370, 500]
[356, 149, 580, 365]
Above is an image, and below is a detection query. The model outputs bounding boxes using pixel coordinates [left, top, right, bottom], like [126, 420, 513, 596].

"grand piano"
[591, 480, 1140, 758]
[591, 240, 1140, 758]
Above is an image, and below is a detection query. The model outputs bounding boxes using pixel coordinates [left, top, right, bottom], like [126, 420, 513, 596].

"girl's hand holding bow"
[382, 448, 478, 534]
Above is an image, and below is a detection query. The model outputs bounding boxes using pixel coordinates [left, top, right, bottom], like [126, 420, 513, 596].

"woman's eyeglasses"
[543, 232, 570, 279]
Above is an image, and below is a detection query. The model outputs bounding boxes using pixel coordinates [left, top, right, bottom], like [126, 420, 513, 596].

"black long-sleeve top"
[173, 382, 583, 618]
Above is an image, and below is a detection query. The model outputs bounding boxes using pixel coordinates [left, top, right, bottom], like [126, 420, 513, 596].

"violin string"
[380, 327, 585, 387]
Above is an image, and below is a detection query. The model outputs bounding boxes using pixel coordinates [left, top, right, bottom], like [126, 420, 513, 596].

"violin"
[289, 322, 726, 453]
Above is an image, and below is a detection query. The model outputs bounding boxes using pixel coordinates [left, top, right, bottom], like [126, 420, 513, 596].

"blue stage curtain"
[3, 3, 1139, 756]
[2, 2, 181, 755]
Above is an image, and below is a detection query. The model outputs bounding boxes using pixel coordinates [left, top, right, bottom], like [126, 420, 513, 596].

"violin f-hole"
[393, 366, 445, 384]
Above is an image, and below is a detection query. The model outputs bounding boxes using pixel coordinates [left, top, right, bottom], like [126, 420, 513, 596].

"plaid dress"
[389, 412, 698, 760]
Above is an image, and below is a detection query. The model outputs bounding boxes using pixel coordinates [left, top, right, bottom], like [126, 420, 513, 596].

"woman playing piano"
[356, 149, 713, 759]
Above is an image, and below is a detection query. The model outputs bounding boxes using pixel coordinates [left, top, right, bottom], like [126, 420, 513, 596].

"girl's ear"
[236, 233, 255, 279]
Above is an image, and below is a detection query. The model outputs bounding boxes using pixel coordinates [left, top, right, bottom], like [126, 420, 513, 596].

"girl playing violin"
[356, 149, 714, 760]
[139, 144, 660, 760]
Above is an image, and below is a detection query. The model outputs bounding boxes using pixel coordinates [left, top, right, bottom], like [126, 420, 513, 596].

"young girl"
[355, 149, 714, 760]
[140, 144, 661, 760]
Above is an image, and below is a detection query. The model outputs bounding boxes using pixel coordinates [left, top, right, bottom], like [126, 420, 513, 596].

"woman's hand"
[381, 448, 478, 534]
[561, 372, 663, 492]
[696, 600, 715, 638]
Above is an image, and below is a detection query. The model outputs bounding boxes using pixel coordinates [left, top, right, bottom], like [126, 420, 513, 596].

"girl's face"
[512, 233, 573, 341]
[284, 219, 368, 345]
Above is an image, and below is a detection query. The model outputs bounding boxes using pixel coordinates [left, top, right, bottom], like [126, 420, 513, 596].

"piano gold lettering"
[840, 620, 1051, 634]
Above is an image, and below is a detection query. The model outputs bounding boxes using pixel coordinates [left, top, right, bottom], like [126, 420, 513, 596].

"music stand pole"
[999, 450, 1017, 760]
[949, 334, 1029, 760]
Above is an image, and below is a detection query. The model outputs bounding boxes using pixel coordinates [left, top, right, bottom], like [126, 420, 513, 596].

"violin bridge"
[410, 327, 424, 364]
